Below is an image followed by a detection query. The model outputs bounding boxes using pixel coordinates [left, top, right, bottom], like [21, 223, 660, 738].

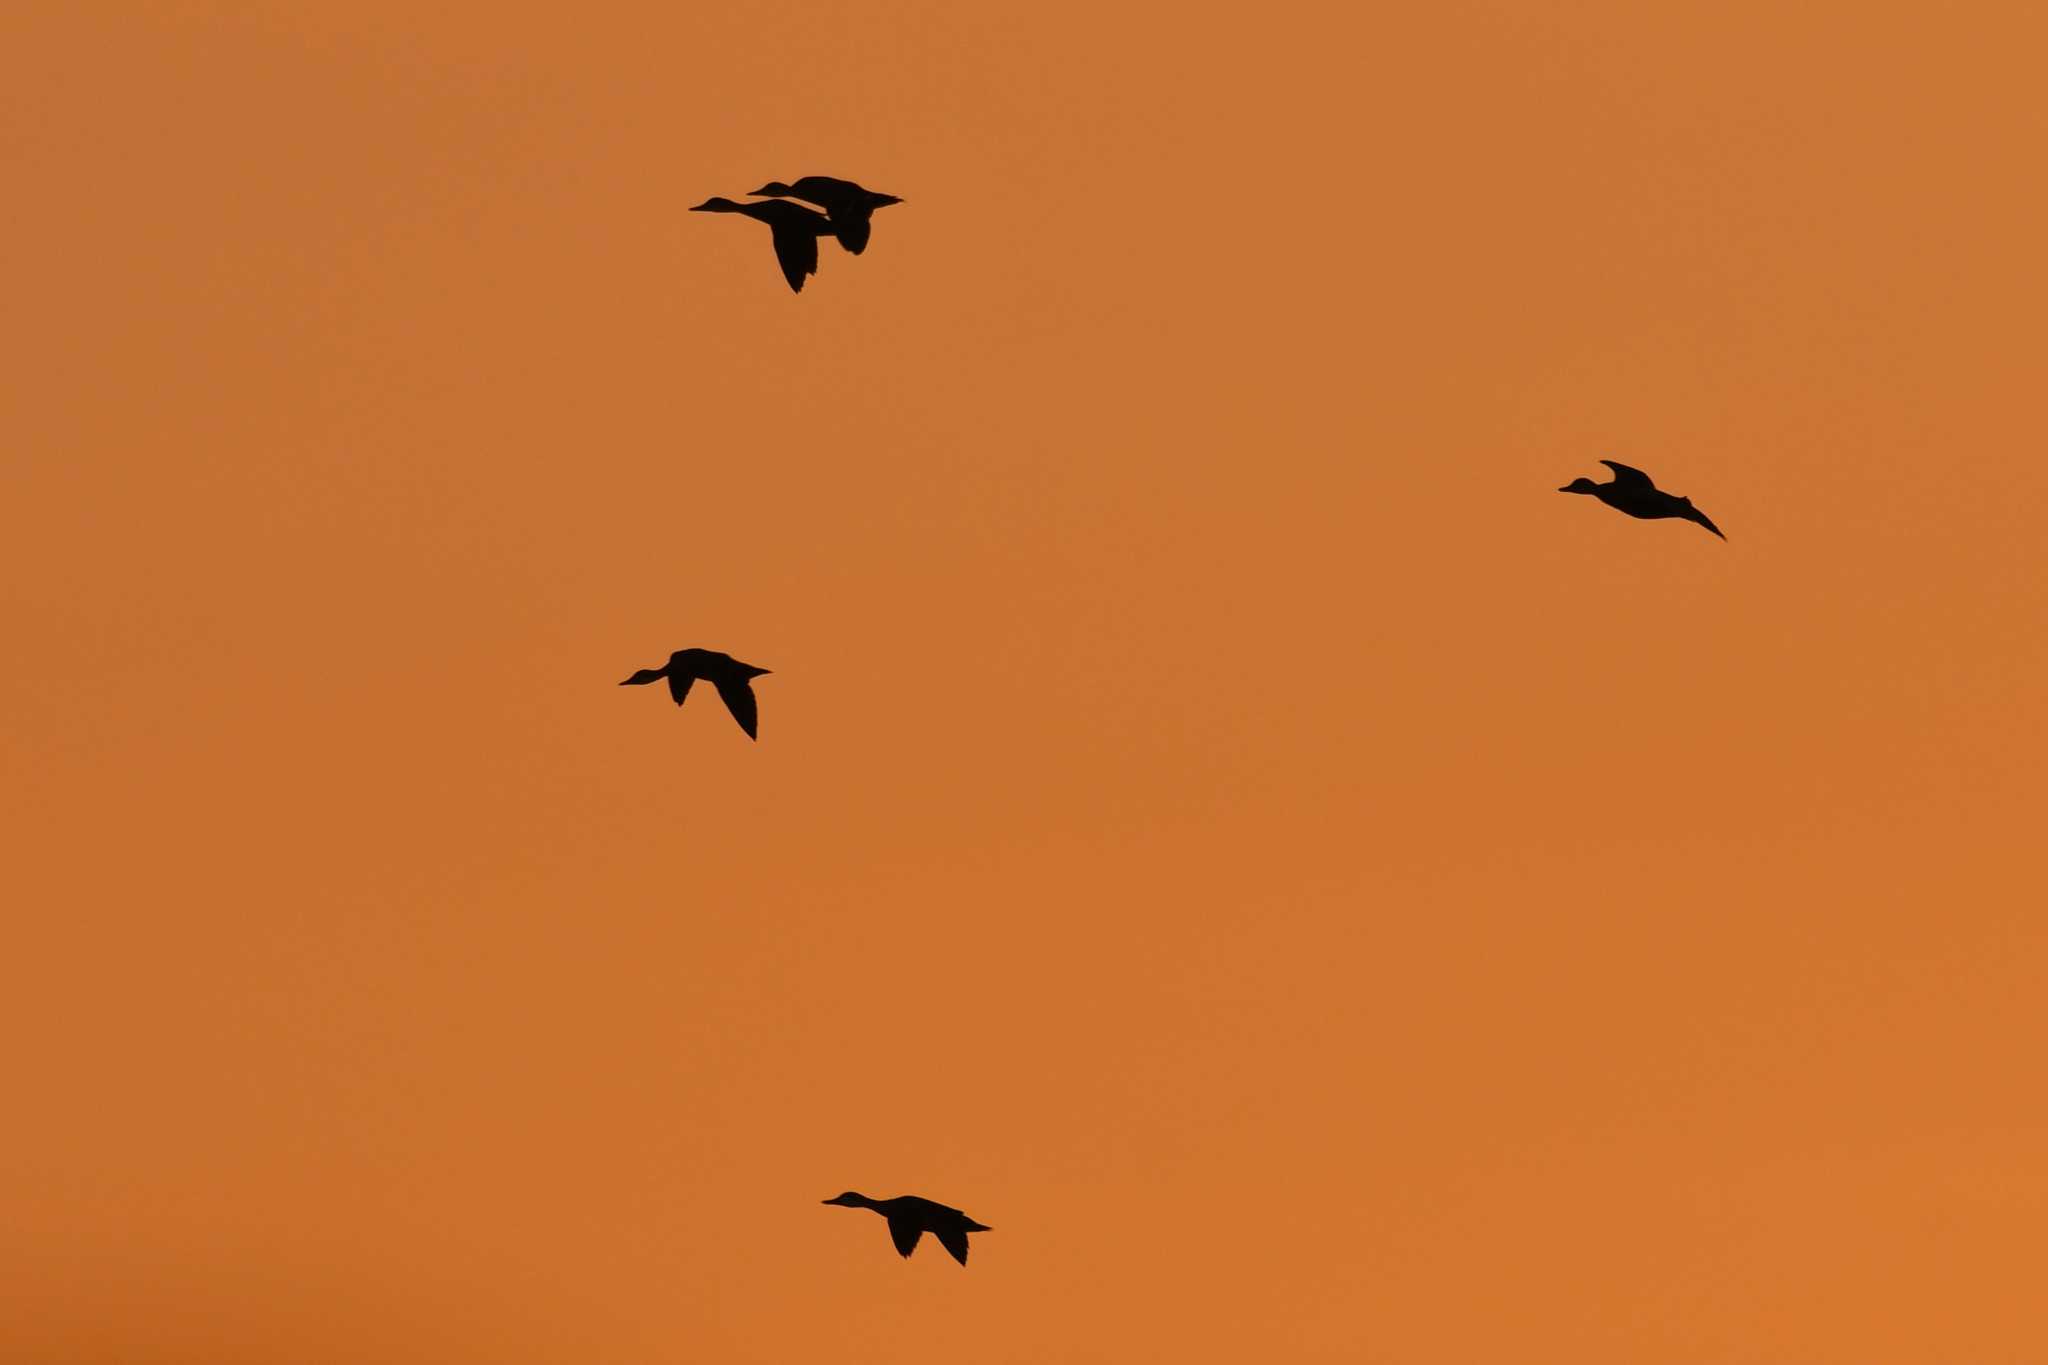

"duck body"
[749, 176, 904, 255]
[822, 1191, 990, 1265]
[690, 196, 835, 292]
[1559, 459, 1725, 539]
[619, 648, 772, 738]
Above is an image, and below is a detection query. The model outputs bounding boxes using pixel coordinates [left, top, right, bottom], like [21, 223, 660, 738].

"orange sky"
[6, 2, 2047, 1360]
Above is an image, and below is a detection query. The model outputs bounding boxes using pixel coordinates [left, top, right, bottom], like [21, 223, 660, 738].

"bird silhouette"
[749, 177, 904, 255]
[822, 1192, 990, 1266]
[1559, 459, 1725, 539]
[690, 196, 836, 293]
[619, 649, 772, 738]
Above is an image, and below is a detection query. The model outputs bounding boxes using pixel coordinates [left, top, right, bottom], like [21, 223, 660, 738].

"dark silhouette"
[620, 649, 772, 738]
[1559, 459, 1725, 539]
[821, 1192, 990, 1266]
[690, 197, 836, 293]
[749, 177, 904, 255]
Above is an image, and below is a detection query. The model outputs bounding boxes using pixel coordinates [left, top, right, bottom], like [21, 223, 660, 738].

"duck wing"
[667, 672, 695, 706]
[1599, 459, 1656, 491]
[712, 676, 760, 738]
[886, 1214, 924, 1258]
[829, 208, 872, 255]
[766, 220, 819, 293]
[934, 1226, 971, 1265]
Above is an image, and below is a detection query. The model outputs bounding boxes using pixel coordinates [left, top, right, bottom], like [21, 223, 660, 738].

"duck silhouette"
[619, 649, 772, 738]
[1559, 460, 1725, 539]
[822, 1192, 990, 1266]
[749, 177, 904, 255]
[690, 196, 836, 293]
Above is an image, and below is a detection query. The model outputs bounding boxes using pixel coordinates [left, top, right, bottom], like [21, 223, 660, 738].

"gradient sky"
[6, 2, 2047, 1361]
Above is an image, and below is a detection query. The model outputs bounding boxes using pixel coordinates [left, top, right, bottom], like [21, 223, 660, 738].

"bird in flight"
[619, 649, 772, 738]
[690, 196, 836, 293]
[1559, 459, 1725, 539]
[750, 176, 904, 256]
[822, 1192, 991, 1266]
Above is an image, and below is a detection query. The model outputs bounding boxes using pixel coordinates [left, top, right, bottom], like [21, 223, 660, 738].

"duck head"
[870, 192, 904, 207]
[1558, 477, 1601, 494]
[822, 1191, 872, 1208]
[748, 182, 797, 198]
[689, 197, 744, 213]
[619, 667, 669, 686]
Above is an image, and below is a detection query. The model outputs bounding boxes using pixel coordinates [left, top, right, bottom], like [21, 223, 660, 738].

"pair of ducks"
[623, 463, 1722, 740]
[692, 175, 904, 293]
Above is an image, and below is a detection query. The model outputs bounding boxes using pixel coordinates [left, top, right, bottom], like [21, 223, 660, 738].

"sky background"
[5, 1, 2046, 1360]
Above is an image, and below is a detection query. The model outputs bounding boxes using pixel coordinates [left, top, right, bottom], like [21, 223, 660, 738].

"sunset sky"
[6, 1, 2046, 1360]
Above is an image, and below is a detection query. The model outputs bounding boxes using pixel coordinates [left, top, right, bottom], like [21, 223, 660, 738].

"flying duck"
[1559, 460, 1725, 539]
[822, 1192, 990, 1266]
[749, 177, 904, 255]
[690, 196, 836, 293]
[619, 649, 772, 738]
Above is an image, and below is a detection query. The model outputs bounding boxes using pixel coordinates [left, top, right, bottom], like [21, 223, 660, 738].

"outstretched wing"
[934, 1227, 971, 1265]
[768, 222, 819, 293]
[713, 677, 760, 738]
[886, 1215, 924, 1258]
[831, 210, 872, 255]
[1599, 459, 1655, 491]
[667, 673, 694, 706]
